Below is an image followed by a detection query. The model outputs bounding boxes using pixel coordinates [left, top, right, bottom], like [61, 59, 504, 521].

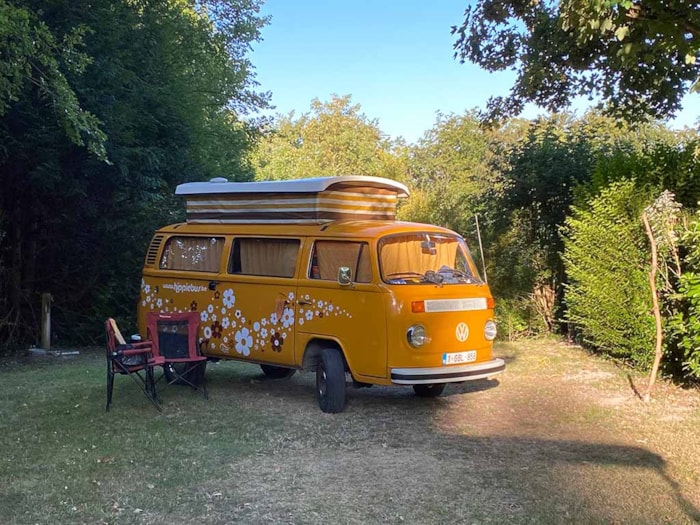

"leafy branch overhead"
[452, 1, 700, 123]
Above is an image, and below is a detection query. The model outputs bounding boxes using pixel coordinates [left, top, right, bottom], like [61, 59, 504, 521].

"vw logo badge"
[455, 322, 469, 342]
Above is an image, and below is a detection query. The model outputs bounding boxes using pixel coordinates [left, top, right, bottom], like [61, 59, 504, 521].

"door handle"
[298, 299, 312, 305]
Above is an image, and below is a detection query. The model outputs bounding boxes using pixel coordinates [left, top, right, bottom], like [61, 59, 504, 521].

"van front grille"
[145, 235, 165, 266]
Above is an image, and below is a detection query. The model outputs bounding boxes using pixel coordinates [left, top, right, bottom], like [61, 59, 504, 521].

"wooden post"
[41, 293, 52, 350]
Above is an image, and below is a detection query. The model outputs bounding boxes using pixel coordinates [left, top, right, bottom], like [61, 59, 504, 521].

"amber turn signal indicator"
[411, 301, 425, 313]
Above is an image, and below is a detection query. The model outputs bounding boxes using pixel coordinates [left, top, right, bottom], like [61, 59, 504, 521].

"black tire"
[316, 348, 346, 413]
[260, 364, 296, 379]
[164, 361, 206, 387]
[413, 383, 446, 397]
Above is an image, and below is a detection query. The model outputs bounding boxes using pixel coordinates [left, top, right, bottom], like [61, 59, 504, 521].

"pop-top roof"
[175, 176, 410, 224]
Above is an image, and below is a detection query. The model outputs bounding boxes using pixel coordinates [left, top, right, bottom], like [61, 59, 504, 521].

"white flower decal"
[235, 310, 242, 319]
[156, 298, 163, 308]
[288, 291, 295, 301]
[207, 304, 214, 314]
[305, 310, 313, 321]
[200, 311, 209, 322]
[222, 317, 230, 329]
[144, 284, 151, 294]
[261, 328, 268, 339]
[235, 328, 253, 356]
[270, 313, 278, 325]
[223, 289, 236, 309]
[299, 318, 304, 326]
[281, 308, 294, 328]
[203, 326, 212, 339]
[261, 318, 267, 327]
[253, 321, 260, 332]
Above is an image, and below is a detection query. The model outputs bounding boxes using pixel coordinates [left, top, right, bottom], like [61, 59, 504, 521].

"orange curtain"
[238, 238, 299, 277]
[160, 237, 224, 272]
[380, 236, 458, 276]
[315, 241, 371, 282]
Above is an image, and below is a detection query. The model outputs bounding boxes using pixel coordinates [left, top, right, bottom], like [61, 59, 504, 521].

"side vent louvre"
[145, 235, 165, 266]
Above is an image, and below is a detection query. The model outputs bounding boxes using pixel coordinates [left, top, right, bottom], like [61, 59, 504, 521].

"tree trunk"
[642, 213, 664, 402]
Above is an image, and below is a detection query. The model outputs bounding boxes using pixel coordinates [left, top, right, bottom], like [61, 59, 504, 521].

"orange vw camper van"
[137, 176, 504, 412]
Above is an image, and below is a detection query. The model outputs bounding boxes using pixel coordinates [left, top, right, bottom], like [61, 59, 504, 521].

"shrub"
[562, 180, 655, 367]
[668, 212, 700, 379]
[495, 297, 546, 340]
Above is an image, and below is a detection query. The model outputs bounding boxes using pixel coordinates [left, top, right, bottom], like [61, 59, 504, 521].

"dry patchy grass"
[0, 339, 698, 524]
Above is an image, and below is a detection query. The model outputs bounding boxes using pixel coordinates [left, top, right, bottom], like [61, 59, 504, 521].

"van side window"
[228, 238, 300, 278]
[310, 241, 371, 283]
[159, 236, 224, 272]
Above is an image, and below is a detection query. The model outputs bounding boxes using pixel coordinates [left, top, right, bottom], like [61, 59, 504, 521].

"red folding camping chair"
[105, 318, 164, 411]
[146, 312, 208, 399]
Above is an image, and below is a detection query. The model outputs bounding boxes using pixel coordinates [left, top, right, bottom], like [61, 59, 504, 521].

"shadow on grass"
[200, 361, 699, 524]
[2, 354, 698, 524]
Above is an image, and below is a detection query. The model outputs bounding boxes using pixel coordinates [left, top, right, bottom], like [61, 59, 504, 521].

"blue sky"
[250, 1, 699, 144]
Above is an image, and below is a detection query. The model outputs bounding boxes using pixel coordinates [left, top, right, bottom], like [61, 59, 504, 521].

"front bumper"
[390, 358, 505, 385]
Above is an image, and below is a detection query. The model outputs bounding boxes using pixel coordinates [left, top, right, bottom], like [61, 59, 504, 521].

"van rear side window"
[159, 236, 224, 272]
[228, 238, 300, 278]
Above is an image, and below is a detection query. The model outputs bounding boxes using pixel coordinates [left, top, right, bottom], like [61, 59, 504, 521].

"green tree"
[250, 95, 407, 182]
[453, 1, 700, 123]
[0, 0, 267, 348]
[0, 0, 107, 157]
[400, 111, 493, 236]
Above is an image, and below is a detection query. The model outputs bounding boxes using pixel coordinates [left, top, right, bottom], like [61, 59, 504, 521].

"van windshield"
[379, 233, 482, 285]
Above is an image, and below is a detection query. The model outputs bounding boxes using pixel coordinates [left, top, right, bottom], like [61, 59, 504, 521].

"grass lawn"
[1, 339, 699, 524]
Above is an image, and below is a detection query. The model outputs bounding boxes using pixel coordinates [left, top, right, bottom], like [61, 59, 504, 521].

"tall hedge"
[669, 213, 700, 379]
[562, 180, 655, 367]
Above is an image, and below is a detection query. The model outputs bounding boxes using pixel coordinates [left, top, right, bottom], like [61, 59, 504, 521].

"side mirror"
[338, 266, 353, 286]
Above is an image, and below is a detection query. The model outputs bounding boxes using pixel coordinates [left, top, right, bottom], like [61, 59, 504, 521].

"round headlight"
[484, 320, 497, 341]
[407, 324, 427, 347]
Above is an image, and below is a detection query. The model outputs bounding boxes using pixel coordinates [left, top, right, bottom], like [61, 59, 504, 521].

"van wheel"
[316, 348, 346, 413]
[413, 383, 446, 397]
[260, 364, 296, 379]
